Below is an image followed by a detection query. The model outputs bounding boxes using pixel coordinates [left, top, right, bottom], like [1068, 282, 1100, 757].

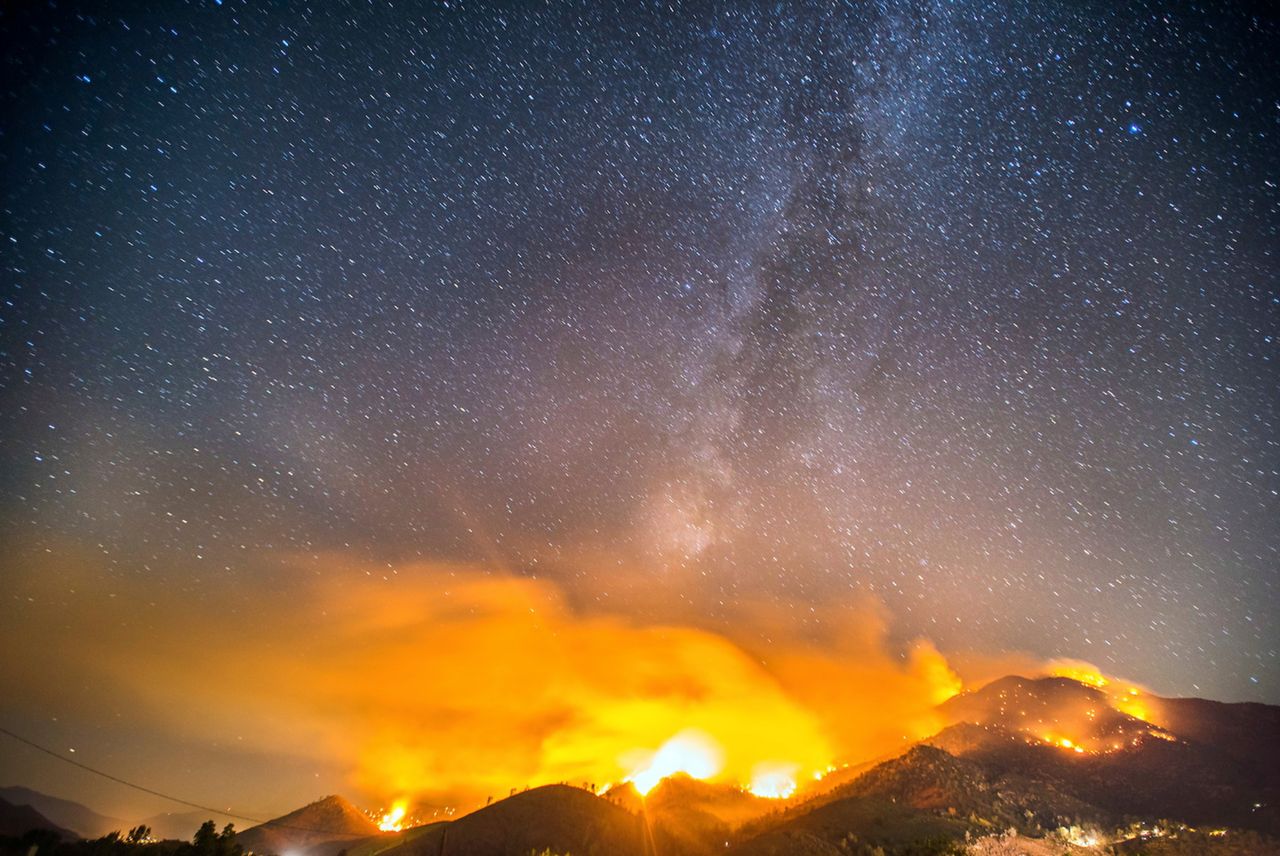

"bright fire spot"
[377, 801, 407, 832]
[1048, 662, 1111, 688]
[748, 762, 798, 799]
[1113, 690, 1149, 722]
[625, 730, 723, 795]
[1047, 661, 1155, 723]
[1044, 734, 1087, 754]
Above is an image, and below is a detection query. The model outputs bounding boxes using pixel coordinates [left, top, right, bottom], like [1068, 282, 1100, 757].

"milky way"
[1, 0, 1277, 808]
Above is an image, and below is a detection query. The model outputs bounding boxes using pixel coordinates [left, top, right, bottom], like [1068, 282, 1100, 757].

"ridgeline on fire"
[3, 676, 1277, 856]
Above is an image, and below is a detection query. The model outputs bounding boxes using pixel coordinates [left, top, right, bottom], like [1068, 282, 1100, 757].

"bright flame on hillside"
[625, 730, 723, 795]
[1047, 660, 1155, 723]
[1049, 735, 1086, 754]
[377, 801, 407, 832]
[748, 762, 799, 799]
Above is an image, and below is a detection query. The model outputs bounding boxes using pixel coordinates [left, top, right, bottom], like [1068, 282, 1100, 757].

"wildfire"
[625, 730, 723, 795]
[1113, 688, 1149, 722]
[1047, 661, 1155, 723]
[748, 762, 799, 799]
[1051, 663, 1112, 689]
[1050, 735, 1086, 754]
[377, 801, 408, 832]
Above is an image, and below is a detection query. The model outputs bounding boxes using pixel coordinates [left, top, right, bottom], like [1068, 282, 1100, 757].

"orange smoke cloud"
[1, 548, 964, 809]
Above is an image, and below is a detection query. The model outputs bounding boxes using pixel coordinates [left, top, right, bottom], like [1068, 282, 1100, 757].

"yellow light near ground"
[748, 762, 799, 799]
[377, 801, 407, 831]
[625, 729, 723, 795]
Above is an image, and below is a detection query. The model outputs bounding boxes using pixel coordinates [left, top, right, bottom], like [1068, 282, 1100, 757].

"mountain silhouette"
[388, 785, 645, 856]
[236, 795, 382, 856]
[0, 796, 76, 841]
[0, 787, 125, 839]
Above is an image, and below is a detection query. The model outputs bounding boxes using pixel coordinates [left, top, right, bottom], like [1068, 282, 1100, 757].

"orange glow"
[1113, 689, 1150, 722]
[748, 762, 799, 799]
[1047, 660, 1155, 723]
[1037, 733, 1090, 754]
[1, 555, 974, 809]
[1048, 662, 1112, 689]
[625, 730, 723, 794]
[377, 801, 407, 832]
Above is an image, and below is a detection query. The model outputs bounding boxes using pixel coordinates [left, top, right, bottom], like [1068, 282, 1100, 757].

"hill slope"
[236, 795, 383, 856]
[0, 796, 77, 840]
[0, 787, 124, 838]
[930, 675, 1280, 834]
[390, 785, 646, 856]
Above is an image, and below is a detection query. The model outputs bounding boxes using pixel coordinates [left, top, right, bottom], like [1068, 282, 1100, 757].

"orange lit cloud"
[1, 547, 963, 810]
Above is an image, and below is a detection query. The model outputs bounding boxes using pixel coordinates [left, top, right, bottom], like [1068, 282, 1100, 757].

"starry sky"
[1, 0, 1277, 819]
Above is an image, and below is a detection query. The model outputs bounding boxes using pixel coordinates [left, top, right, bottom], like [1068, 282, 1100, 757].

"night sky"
[1, 0, 1277, 820]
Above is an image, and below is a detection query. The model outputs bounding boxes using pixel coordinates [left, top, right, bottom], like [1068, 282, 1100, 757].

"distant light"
[1128, 123, 1142, 135]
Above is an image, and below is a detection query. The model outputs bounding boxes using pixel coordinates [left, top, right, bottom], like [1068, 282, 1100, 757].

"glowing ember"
[1048, 661, 1155, 724]
[377, 801, 407, 832]
[748, 762, 798, 799]
[625, 730, 723, 795]
[1057, 737, 1085, 754]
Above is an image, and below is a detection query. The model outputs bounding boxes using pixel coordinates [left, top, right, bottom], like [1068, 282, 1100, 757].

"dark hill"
[390, 785, 646, 856]
[732, 744, 1105, 854]
[1149, 695, 1280, 782]
[0, 796, 77, 840]
[236, 795, 383, 856]
[0, 787, 124, 839]
[931, 676, 1280, 834]
[643, 775, 779, 856]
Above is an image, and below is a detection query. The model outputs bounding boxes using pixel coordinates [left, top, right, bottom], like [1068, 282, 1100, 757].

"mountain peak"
[236, 794, 380, 856]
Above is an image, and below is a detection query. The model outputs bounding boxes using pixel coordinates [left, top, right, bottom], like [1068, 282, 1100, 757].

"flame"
[377, 801, 407, 832]
[1049, 662, 1112, 689]
[1113, 688, 1149, 722]
[625, 730, 723, 795]
[748, 762, 798, 799]
[1049, 735, 1086, 754]
[1047, 660, 1155, 723]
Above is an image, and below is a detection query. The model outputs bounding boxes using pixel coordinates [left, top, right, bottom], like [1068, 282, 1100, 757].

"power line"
[0, 726, 378, 839]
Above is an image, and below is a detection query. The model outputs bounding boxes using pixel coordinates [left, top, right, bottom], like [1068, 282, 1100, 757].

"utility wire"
[0, 726, 380, 839]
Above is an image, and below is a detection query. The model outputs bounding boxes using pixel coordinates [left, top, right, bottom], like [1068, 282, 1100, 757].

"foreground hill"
[637, 775, 782, 855]
[390, 785, 646, 856]
[236, 795, 383, 856]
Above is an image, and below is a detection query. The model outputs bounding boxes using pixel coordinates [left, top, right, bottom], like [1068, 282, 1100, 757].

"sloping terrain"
[391, 785, 646, 856]
[929, 676, 1280, 834]
[0, 786, 124, 838]
[0, 796, 77, 840]
[236, 795, 383, 856]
